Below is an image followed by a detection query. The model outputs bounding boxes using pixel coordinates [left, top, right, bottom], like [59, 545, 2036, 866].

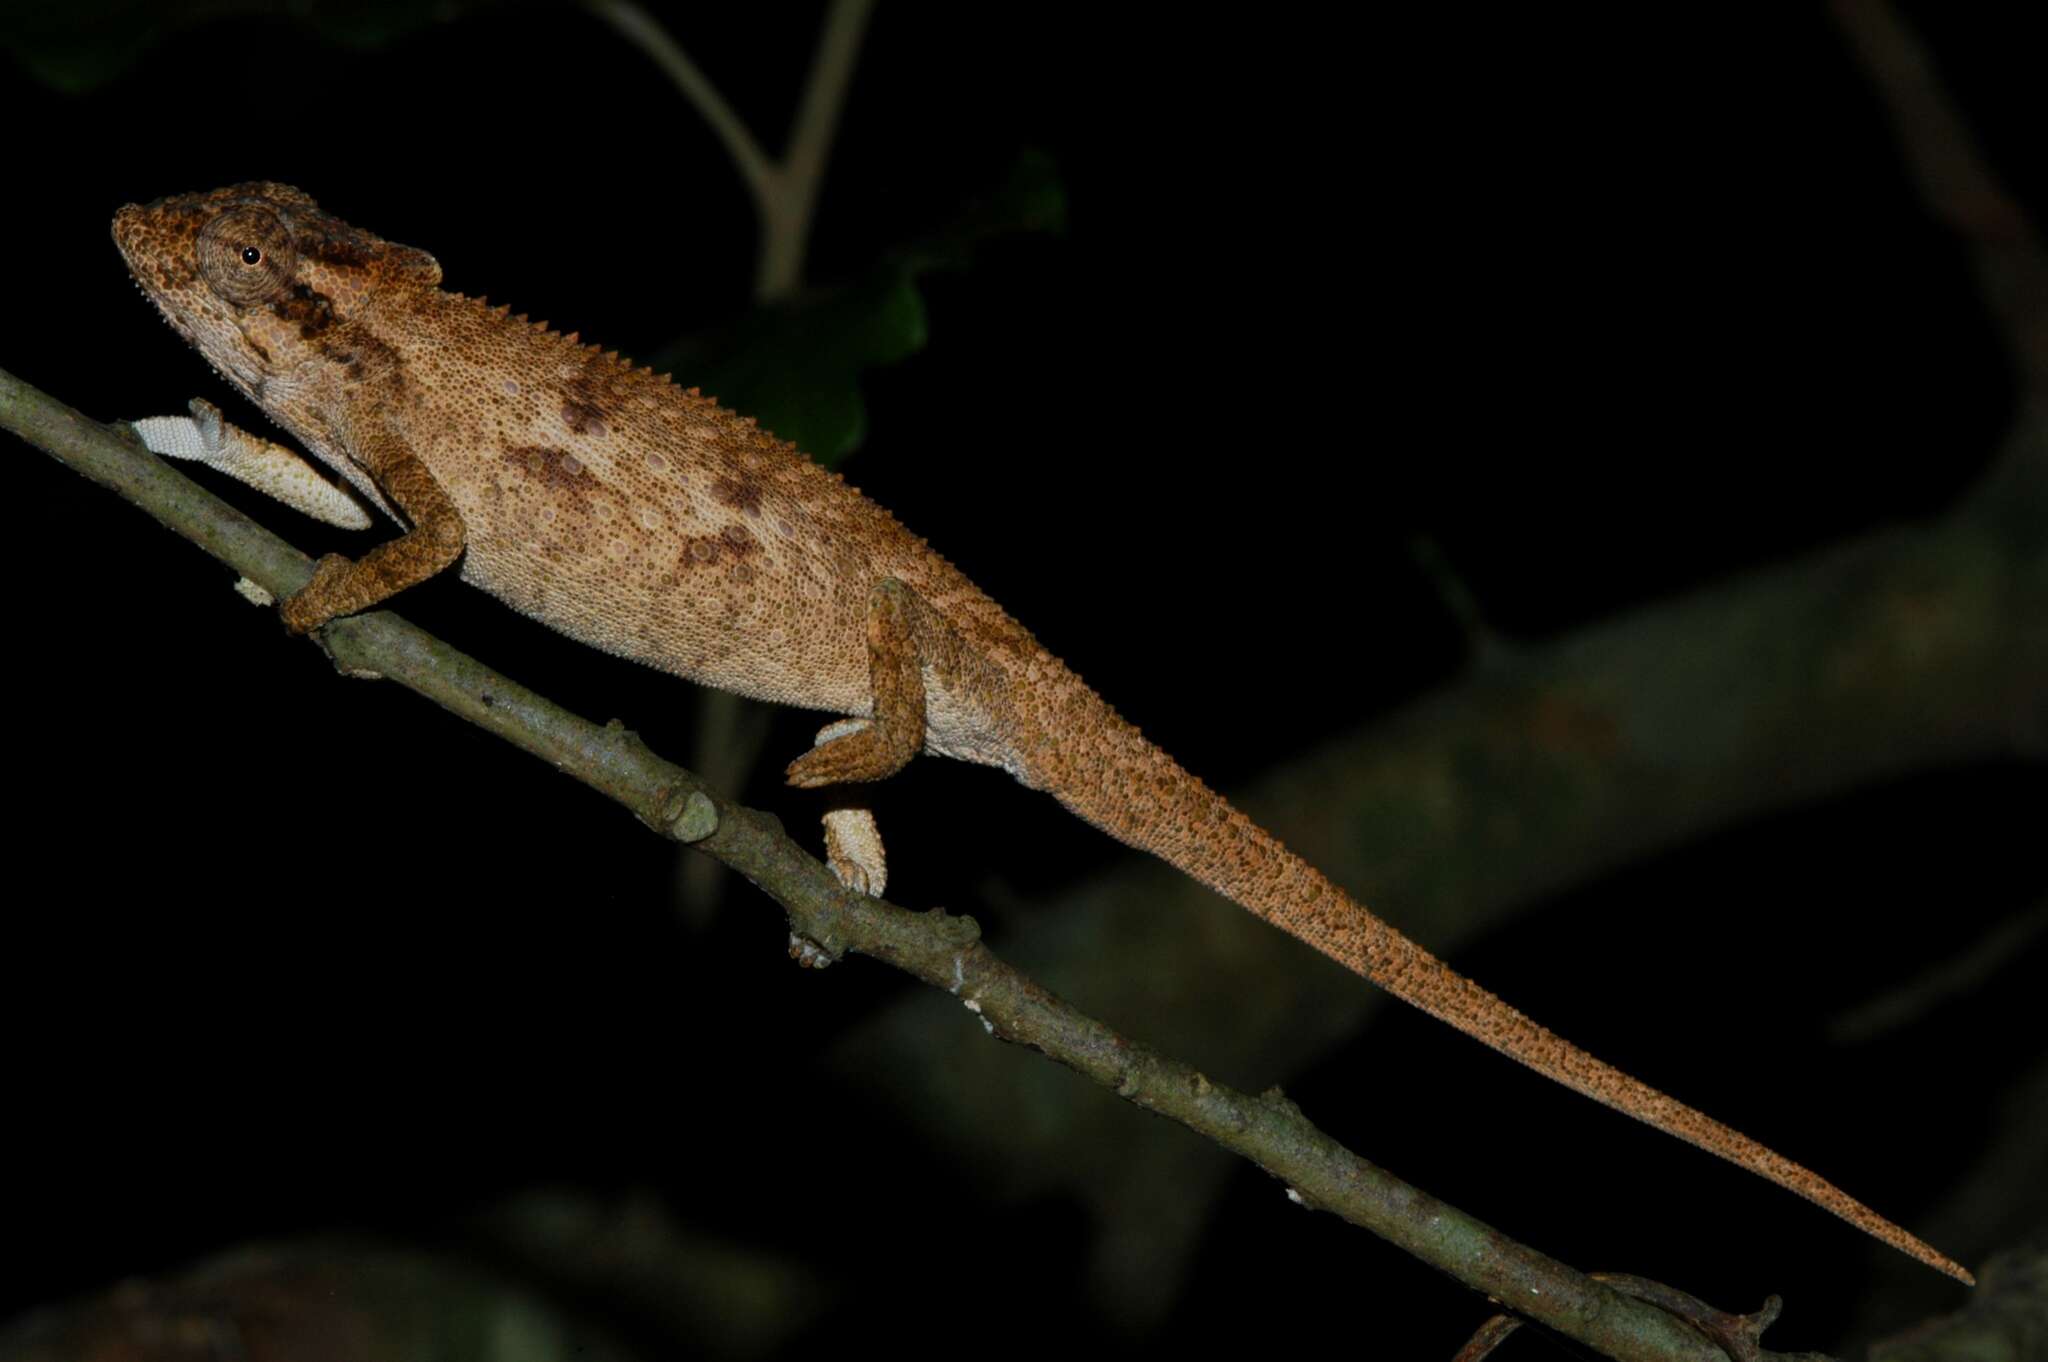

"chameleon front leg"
[785, 577, 928, 787]
[279, 428, 467, 635]
[132, 398, 374, 530]
[814, 718, 888, 896]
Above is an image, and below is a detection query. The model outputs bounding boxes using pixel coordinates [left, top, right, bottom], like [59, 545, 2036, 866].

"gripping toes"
[785, 724, 906, 786]
[279, 553, 360, 634]
[823, 806, 887, 897]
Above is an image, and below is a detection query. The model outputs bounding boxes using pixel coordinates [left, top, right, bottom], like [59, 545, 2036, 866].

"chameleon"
[112, 181, 1971, 1285]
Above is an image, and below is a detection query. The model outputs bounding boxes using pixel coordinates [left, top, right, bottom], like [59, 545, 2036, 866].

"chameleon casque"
[112, 182, 1970, 1284]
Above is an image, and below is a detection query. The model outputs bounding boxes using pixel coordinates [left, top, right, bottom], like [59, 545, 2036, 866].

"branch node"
[1260, 1084, 1302, 1117]
[671, 789, 720, 843]
[924, 906, 981, 949]
[600, 716, 647, 749]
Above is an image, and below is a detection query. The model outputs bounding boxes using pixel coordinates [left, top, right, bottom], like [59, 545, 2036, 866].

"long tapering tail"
[1035, 696, 1972, 1284]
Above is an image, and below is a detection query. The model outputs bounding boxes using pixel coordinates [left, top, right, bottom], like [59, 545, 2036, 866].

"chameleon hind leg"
[785, 577, 927, 787]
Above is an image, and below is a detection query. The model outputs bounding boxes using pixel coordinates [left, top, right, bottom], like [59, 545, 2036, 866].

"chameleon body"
[112, 183, 1970, 1284]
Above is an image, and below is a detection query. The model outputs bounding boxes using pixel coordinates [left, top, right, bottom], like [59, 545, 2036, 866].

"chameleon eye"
[197, 205, 296, 307]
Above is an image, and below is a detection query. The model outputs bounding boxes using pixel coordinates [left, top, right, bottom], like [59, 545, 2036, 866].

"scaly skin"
[113, 183, 1971, 1284]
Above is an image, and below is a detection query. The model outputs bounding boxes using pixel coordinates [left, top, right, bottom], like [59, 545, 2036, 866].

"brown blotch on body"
[561, 398, 607, 437]
[503, 443, 601, 498]
[712, 473, 764, 517]
[676, 523, 761, 572]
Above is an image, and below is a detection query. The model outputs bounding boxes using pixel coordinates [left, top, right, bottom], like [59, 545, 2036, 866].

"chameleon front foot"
[279, 553, 359, 634]
[806, 720, 888, 896]
[823, 808, 886, 897]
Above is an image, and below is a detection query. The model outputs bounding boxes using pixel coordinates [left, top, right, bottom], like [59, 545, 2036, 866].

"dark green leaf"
[0, 0, 490, 92]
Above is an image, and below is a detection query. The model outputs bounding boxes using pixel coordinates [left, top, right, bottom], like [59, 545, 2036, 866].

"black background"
[3, 4, 2043, 1357]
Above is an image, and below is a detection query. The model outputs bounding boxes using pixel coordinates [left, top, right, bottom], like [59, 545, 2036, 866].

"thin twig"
[1827, 0, 2048, 561]
[1829, 0, 2048, 395]
[587, 0, 872, 301]
[583, 1, 775, 209]
[762, 0, 874, 297]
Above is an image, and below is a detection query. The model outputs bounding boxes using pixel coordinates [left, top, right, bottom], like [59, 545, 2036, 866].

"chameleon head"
[112, 182, 442, 405]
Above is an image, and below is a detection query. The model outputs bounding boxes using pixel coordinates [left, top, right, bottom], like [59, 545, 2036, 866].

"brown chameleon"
[112, 182, 1971, 1284]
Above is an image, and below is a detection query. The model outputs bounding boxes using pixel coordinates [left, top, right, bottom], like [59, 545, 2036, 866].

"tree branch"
[3, 361, 1770, 1361]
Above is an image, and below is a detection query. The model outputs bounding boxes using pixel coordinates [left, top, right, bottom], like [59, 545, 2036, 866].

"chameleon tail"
[1037, 696, 1973, 1285]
